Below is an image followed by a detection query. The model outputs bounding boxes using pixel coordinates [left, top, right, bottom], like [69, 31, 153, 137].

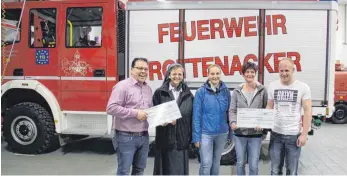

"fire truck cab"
[2, 0, 120, 154]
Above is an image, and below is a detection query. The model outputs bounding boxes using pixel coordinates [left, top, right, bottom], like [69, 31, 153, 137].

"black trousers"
[153, 147, 189, 175]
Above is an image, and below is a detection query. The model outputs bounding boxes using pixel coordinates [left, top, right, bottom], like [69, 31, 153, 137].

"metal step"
[60, 128, 108, 136]
[60, 111, 113, 136]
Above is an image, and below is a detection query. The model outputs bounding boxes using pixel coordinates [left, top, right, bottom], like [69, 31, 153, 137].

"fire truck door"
[60, 4, 107, 111]
[26, 7, 60, 104]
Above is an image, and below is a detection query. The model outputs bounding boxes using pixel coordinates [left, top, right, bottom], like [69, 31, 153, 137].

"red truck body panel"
[335, 71, 347, 103]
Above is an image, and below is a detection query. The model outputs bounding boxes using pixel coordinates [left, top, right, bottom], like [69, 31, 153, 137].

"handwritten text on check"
[144, 100, 182, 128]
[237, 108, 275, 129]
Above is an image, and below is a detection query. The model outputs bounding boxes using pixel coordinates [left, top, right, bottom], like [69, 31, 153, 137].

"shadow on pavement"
[61, 137, 115, 155]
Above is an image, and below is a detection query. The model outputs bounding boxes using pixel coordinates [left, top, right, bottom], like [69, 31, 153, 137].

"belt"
[116, 130, 148, 136]
[272, 131, 300, 137]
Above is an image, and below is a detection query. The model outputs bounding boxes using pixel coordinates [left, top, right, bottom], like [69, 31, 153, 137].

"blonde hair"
[279, 58, 294, 65]
[207, 64, 222, 73]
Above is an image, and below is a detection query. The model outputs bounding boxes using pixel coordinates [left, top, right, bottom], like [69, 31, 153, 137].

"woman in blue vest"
[192, 64, 231, 175]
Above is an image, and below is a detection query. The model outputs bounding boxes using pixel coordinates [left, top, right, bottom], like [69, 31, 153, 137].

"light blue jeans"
[234, 135, 262, 175]
[199, 133, 228, 175]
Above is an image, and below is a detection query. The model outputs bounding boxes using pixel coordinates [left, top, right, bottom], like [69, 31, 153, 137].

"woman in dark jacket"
[152, 63, 194, 175]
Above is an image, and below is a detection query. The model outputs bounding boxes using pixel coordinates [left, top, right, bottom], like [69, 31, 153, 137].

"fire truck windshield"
[66, 7, 102, 48]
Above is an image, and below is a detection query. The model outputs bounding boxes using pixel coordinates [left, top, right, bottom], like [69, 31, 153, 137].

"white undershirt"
[169, 84, 182, 100]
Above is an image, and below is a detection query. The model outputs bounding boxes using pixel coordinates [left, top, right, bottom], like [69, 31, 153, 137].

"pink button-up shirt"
[106, 76, 153, 132]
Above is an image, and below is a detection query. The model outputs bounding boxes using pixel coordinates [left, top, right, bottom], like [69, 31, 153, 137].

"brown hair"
[131, 57, 148, 68]
[242, 62, 258, 74]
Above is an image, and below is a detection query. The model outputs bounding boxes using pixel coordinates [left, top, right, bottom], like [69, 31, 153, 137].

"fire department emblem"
[62, 50, 93, 76]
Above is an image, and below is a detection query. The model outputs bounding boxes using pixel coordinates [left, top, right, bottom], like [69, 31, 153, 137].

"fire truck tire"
[3, 102, 58, 154]
[220, 138, 237, 165]
[332, 104, 347, 124]
[195, 138, 237, 166]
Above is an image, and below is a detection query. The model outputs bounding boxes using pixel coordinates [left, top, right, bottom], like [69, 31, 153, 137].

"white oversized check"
[144, 100, 182, 128]
[237, 108, 275, 129]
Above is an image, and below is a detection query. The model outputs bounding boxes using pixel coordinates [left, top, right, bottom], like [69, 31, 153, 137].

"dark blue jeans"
[234, 135, 262, 175]
[269, 132, 301, 175]
[112, 131, 149, 175]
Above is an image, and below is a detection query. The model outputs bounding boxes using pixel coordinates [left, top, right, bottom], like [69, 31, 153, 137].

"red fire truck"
[332, 61, 347, 124]
[1, 0, 338, 165]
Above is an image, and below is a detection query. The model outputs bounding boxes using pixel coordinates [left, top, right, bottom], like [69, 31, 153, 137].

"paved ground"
[1, 121, 347, 175]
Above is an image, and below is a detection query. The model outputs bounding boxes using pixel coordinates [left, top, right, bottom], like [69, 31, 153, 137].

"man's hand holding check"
[137, 110, 148, 121]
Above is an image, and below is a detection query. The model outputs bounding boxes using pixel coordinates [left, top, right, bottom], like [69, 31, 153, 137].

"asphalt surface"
[1, 121, 347, 175]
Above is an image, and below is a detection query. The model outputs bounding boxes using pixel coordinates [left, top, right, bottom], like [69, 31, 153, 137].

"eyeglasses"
[134, 67, 149, 72]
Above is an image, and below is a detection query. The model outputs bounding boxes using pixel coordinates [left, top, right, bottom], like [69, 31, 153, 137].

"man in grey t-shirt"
[267, 58, 312, 175]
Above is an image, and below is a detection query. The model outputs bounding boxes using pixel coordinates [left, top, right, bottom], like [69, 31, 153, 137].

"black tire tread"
[332, 104, 347, 124]
[195, 147, 237, 166]
[220, 149, 237, 165]
[3, 102, 57, 154]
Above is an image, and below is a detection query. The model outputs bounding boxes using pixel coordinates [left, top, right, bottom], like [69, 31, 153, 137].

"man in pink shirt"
[107, 57, 153, 175]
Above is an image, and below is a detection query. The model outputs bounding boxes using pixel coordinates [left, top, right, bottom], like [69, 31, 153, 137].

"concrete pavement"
[1, 122, 347, 175]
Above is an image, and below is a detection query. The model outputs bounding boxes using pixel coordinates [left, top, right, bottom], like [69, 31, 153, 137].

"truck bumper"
[312, 106, 335, 118]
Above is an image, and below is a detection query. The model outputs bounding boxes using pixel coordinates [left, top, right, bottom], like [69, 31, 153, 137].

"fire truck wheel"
[332, 104, 347, 124]
[220, 138, 237, 165]
[3, 102, 58, 154]
[195, 137, 237, 166]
